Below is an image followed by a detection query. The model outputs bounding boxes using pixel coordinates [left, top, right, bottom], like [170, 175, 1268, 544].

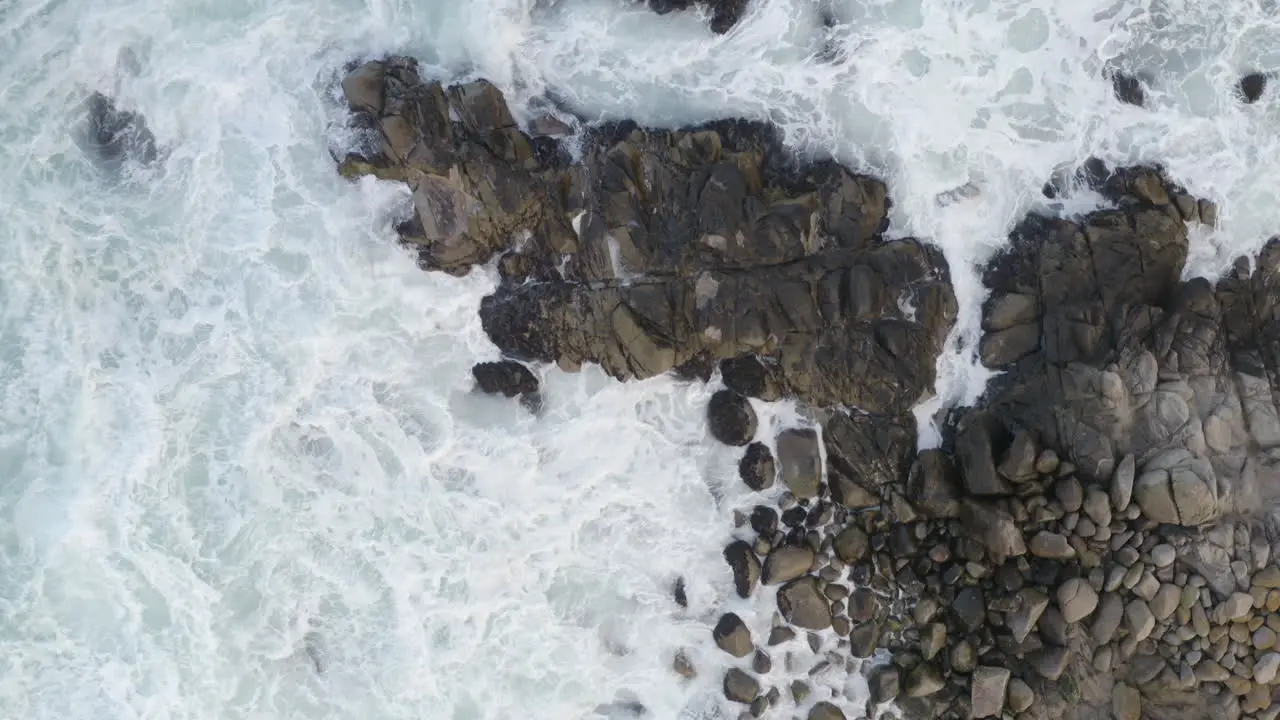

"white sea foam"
[3, 0, 1280, 718]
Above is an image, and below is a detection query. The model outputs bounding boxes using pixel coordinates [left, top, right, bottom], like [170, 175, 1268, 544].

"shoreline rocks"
[334, 57, 1280, 720]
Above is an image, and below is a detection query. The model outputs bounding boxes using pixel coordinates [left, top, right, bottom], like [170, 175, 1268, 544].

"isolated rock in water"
[83, 92, 159, 169]
[712, 612, 753, 657]
[1239, 72, 1267, 103]
[471, 361, 538, 397]
[723, 540, 759, 598]
[738, 442, 775, 490]
[707, 390, 756, 446]
[722, 667, 759, 704]
[644, 0, 749, 33]
[1111, 71, 1145, 106]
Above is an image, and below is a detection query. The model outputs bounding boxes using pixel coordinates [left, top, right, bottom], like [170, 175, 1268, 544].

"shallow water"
[2, 0, 1280, 718]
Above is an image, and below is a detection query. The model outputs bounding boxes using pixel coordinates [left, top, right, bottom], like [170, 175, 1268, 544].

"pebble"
[1254, 652, 1280, 684]
[1150, 583, 1180, 621]
[1084, 488, 1112, 527]
[1094, 645, 1114, 672]
[1123, 563, 1144, 589]
[1058, 578, 1100, 623]
[1105, 566, 1126, 592]
[1134, 571, 1160, 601]
[1007, 677, 1035, 713]
[1030, 531, 1076, 559]
[1116, 547, 1140, 567]
[1151, 544, 1176, 568]
[1055, 476, 1083, 513]
[1075, 517, 1097, 538]
[1196, 659, 1231, 683]
[1126, 599, 1156, 641]
[1223, 592, 1256, 622]
[1268, 590, 1280, 613]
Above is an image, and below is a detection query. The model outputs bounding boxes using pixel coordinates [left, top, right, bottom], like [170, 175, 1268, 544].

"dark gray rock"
[907, 449, 961, 518]
[1007, 588, 1050, 643]
[953, 587, 986, 632]
[644, 0, 749, 34]
[708, 391, 757, 446]
[868, 665, 900, 704]
[723, 541, 760, 598]
[848, 586, 876, 622]
[955, 411, 1012, 496]
[738, 443, 775, 491]
[1240, 72, 1267, 103]
[472, 361, 539, 404]
[1112, 70, 1145, 106]
[848, 621, 880, 658]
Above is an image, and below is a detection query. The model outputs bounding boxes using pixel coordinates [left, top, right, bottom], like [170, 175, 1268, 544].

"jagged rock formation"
[337, 55, 957, 418]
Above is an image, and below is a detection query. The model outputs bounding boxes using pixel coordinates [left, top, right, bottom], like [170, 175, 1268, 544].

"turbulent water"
[3, 0, 1280, 718]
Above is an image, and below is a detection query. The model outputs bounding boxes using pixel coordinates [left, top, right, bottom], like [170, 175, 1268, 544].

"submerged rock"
[1111, 70, 1145, 106]
[82, 91, 159, 170]
[1239, 72, 1267, 104]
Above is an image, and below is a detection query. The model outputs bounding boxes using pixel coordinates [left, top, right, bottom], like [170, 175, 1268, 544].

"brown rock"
[713, 613, 753, 658]
[778, 577, 832, 629]
[761, 545, 815, 585]
[723, 668, 759, 704]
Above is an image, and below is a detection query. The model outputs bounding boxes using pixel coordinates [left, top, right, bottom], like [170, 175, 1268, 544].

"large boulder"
[776, 428, 821, 499]
[1133, 449, 1221, 526]
[707, 390, 757, 446]
[338, 60, 958, 411]
[777, 577, 832, 629]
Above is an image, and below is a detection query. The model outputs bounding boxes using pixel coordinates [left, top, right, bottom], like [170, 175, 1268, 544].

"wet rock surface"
[336, 58, 1280, 720]
[82, 91, 159, 171]
[644, 0, 749, 33]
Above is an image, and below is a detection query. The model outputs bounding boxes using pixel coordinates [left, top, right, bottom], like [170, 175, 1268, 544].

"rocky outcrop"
[334, 55, 1280, 720]
[337, 58, 956, 415]
[977, 162, 1280, 525]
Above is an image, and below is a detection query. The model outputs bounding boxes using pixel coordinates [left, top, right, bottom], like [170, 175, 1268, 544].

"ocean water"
[1, 0, 1279, 718]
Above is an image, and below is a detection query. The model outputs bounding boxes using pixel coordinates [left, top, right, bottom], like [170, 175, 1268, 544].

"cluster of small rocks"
[690, 398, 1280, 719]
